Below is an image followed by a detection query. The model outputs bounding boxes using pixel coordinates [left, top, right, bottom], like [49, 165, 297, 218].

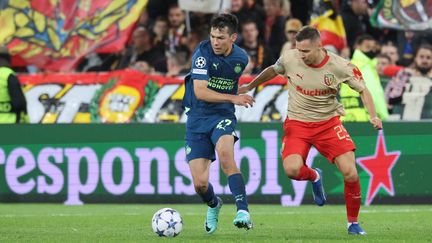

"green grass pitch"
[1, 204, 431, 242]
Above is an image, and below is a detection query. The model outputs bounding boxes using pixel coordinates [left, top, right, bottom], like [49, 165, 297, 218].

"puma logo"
[296, 73, 304, 80]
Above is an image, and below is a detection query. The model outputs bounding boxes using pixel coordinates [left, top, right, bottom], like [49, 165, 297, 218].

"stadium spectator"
[385, 44, 432, 114]
[289, 0, 313, 25]
[243, 0, 267, 29]
[152, 16, 169, 53]
[165, 48, 190, 77]
[381, 42, 400, 65]
[117, 26, 166, 72]
[137, 8, 152, 28]
[239, 26, 383, 235]
[182, 13, 254, 234]
[76, 52, 118, 72]
[378, 43, 404, 79]
[230, 0, 265, 41]
[341, 0, 380, 52]
[231, 0, 248, 44]
[231, 0, 245, 17]
[130, 61, 155, 74]
[238, 20, 275, 74]
[167, 4, 188, 53]
[263, 0, 288, 58]
[396, 31, 415, 67]
[281, 18, 302, 54]
[0, 46, 28, 123]
[185, 29, 206, 60]
[376, 54, 391, 76]
[340, 34, 388, 121]
[376, 53, 392, 87]
[396, 31, 432, 68]
[188, 12, 214, 43]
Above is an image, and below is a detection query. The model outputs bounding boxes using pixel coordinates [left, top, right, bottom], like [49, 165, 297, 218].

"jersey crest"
[324, 74, 335, 86]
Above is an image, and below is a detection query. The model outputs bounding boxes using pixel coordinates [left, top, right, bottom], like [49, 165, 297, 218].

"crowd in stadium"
[78, 0, 432, 120]
[2, 0, 432, 122]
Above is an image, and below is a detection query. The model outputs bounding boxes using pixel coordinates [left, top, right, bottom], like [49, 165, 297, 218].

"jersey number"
[334, 125, 351, 141]
[216, 119, 232, 130]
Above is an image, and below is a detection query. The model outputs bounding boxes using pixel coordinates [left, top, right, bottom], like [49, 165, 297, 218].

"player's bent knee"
[339, 167, 358, 182]
[220, 161, 240, 175]
[217, 150, 231, 163]
[344, 173, 359, 182]
[283, 154, 303, 172]
[284, 167, 300, 179]
[194, 183, 208, 194]
[283, 159, 302, 179]
[192, 178, 208, 194]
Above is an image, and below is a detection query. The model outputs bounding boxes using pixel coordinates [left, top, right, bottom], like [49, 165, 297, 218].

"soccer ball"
[151, 208, 183, 237]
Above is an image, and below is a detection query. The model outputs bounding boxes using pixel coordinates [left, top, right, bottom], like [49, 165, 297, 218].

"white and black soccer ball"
[151, 208, 183, 237]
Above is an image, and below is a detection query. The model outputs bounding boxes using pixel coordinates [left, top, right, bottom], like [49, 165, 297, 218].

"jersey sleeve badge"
[192, 56, 207, 75]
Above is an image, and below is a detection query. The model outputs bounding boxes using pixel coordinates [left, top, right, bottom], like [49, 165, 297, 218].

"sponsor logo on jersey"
[296, 73, 304, 80]
[192, 68, 207, 75]
[296, 85, 337, 96]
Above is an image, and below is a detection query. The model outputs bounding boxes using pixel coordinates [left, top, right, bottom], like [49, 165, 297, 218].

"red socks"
[293, 165, 317, 181]
[293, 167, 361, 222]
[344, 179, 361, 222]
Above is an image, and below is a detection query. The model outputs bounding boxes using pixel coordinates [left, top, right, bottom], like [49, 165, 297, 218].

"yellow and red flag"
[310, 5, 347, 52]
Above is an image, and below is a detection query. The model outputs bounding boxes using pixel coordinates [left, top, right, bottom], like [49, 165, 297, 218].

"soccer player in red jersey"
[239, 26, 382, 235]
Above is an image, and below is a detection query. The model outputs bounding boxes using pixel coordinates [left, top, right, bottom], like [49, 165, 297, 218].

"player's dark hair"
[210, 13, 238, 35]
[295, 26, 320, 42]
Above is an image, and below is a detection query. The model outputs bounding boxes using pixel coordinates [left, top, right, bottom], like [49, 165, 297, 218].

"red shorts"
[281, 116, 356, 163]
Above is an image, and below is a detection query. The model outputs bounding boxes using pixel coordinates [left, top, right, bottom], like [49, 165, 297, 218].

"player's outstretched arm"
[360, 88, 383, 130]
[194, 79, 255, 107]
[238, 66, 278, 94]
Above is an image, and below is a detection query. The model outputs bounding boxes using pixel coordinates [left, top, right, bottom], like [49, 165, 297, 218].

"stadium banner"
[0, 0, 147, 71]
[179, 0, 231, 13]
[18, 71, 432, 122]
[370, 0, 432, 31]
[0, 122, 430, 205]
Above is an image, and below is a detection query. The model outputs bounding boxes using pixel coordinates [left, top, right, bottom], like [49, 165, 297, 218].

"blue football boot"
[312, 168, 326, 206]
[348, 223, 367, 235]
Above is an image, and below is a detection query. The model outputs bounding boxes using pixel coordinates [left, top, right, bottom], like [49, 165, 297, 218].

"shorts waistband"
[285, 116, 340, 127]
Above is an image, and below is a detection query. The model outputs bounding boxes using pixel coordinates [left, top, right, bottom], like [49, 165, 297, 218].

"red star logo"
[357, 130, 400, 205]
